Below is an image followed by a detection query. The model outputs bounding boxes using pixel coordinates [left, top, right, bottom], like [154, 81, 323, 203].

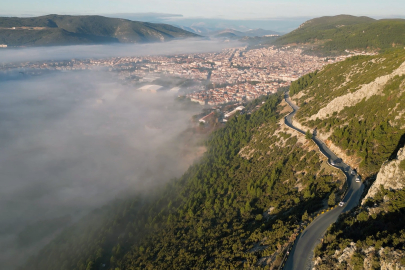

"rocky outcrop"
[309, 60, 405, 121]
[362, 146, 405, 204]
[324, 139, 362, 170]
[378, 248, 405, 270]
[291, 118, 362, 171]
[337, 242, 357, 263]
[316, 245, 405, 270]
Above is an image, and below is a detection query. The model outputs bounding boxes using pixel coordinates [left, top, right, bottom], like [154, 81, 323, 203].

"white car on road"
[339, 202, 345, 207]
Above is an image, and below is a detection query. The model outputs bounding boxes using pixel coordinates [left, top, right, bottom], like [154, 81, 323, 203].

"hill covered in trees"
[22, 93, 345, 270]
[288, 48, 405, 268]
[314, 155, 405, 269]
[0, 15, 199, 47]
[274, 15, 405, 56]
[18, 49, 405, 269]
[290, 48, 405, 176]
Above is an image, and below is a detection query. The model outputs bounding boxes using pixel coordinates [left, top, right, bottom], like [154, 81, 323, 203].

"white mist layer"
[0, 38, 242, 64]
[0, 70, 202, 269]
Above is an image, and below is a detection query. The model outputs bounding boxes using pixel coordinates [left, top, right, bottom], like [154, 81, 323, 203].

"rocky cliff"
[362, 146, 405, 204]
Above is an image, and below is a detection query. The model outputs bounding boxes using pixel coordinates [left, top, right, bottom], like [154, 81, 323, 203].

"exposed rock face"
[309, 61, 405, 121]
[337, 242, 357, 263]
[324, 139, 361, 171]
[291, 117, 362, 171]
[362, 146, 405, 204]
[378, 248, 405, 270]
[316, 245, 405, 270]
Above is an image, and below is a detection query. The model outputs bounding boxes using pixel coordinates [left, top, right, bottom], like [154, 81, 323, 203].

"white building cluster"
[1, 45, 377, 107]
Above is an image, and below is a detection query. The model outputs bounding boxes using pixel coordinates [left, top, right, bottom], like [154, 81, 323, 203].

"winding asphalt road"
[283, 94, 364, 270]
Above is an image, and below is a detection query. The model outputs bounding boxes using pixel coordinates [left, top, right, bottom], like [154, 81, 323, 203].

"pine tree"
[328, 193, 336, 206]
[305, 130, 312, 140]
[302, 210, 309, 221]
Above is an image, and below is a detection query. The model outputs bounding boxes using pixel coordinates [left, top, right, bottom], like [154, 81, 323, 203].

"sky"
[2, 0, 405, 19]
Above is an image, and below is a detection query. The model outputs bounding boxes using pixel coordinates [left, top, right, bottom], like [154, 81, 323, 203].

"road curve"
[283, 94, 364, 270]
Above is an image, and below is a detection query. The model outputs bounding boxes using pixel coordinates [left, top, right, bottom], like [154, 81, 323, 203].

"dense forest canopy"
[274, 15, 405, 56]
[291, 49, 405, 175]
[23, 92, 345, 270]
[0, 15, 198, 46]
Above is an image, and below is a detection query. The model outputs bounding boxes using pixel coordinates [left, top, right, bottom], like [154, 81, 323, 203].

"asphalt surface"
[283, 94, 364, 270]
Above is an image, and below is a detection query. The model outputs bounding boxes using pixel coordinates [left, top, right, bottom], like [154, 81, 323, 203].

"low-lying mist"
[0, 38, 242, 64]
[0, 70, 203, 269]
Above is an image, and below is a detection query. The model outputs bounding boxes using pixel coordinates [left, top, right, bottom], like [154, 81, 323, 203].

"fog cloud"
[0, 38, 242, 64]
[0, 70, 203, 269]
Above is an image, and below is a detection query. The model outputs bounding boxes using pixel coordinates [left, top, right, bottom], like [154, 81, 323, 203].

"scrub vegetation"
[23, 93, 344, 270]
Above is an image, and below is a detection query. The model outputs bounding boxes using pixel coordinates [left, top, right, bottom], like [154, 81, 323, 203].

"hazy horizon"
[1, 11, 404, 34]
[3, 0, 405, 19]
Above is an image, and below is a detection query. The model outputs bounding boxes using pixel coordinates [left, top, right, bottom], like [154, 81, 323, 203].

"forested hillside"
[0, 15, 198, 46]
[286, 48, 405, 269]
[314, 154, 405, 269]
[274, 15, 405, 56]
[290, 49, 405, 176]
[23, 93, 345, 270]
[20, 47, 405, 270]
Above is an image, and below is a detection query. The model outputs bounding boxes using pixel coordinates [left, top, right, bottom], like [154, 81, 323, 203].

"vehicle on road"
[355, 176, 361, 182]
[331, 158, 342, 166]
[283, 96, 365, 270]
[351, 170, 356, 175]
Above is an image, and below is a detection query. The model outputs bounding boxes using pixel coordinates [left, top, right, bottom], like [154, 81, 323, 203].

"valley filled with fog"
[0, 37, 323, 269]
[0, 66, 206, 268]
[0, 38, 240, 64]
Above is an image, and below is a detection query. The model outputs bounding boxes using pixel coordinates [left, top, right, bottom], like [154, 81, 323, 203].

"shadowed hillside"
[0, 14, 199, 47]
[274, 15, 405, 56]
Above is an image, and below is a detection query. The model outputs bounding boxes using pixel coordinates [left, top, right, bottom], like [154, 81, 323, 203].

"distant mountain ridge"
[0, 14, 199, 47]
[274, 15, 405, 55]
[210, 28, 281, 38]
[175, 24, 281, 37]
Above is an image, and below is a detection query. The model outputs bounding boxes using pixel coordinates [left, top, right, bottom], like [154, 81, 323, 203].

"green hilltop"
[274, 15, 405, 56]
[0, 14, 199, 47]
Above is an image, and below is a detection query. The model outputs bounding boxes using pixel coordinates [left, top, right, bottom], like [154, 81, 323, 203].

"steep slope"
[0, 15, 199, 46]
[313, 146, 405, 270]
[286, 48, 405, 269]
[0, 28, 118, 46]
[23, 94, 345, 270]
[274, 15, 405, 55]
[290, 49, 405, 176]
[362, 147, 405, 203]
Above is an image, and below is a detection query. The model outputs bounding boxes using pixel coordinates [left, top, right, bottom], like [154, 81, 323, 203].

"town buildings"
[0, 46, 375, 106]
